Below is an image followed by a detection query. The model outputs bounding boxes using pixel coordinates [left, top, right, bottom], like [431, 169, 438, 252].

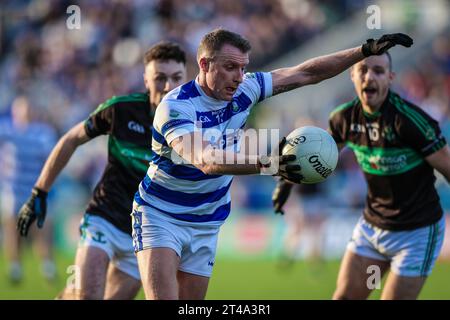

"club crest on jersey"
[231, 102, 240, 113]
[382, 126, 395, 142]
[169, 110, 180, 118]
[425, 128, 436, 141]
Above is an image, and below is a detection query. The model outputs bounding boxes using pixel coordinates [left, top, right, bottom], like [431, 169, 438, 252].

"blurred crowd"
[398, 33, 450, 209]
[0, 0, 365, 132]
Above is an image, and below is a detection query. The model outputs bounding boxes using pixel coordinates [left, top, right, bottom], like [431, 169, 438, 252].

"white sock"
[42, 259, 56, 279]
[9, 262, 22, 280]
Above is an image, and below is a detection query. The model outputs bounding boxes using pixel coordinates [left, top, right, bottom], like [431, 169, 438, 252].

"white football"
[282, 126, 339, 184]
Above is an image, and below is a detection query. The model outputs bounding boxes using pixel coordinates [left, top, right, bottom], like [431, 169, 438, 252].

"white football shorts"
[347, 215, 445, 277]
[79, 213, 140, 280]
[131, 203, 220, 278]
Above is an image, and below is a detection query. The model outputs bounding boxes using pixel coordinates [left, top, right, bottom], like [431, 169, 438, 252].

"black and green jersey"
[329, 91, 446, 231]
[84, 93, 153, 234]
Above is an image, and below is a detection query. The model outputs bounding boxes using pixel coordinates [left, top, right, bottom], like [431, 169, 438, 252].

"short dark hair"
[197, 28, 251, 60]
[144, 41, 186, 65]
[384, 51, 392, 71]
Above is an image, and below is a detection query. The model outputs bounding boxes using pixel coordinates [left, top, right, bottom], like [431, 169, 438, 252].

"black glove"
[361, 33, 413, 57]
[17, 187, 48, 237]
[258, 137, 304, 182]
[272, 178, 294, 215]
[276, 137, 304, 183]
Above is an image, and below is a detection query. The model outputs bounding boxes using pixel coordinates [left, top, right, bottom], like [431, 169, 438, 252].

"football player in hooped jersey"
[132, 28, 414, 300]
[273, 52, 450, 299]
[16, 42, 187, 299]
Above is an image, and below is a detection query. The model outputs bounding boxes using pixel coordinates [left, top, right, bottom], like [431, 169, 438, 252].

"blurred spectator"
[0, 96, 57, 283]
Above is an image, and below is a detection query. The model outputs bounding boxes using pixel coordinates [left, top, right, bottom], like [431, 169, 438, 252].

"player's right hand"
[276, 136, 303, 183]
[258, 137, 304, 182]
[272, 178, 294, 215]
[17, 187, 48, 237]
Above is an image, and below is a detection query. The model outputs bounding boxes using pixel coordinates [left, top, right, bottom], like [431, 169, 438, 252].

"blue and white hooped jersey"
[135, 72, 273, 226]
[0, 119, 57, 210]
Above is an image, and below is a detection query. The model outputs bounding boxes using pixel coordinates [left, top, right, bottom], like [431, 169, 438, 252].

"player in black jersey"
[273, 52, 450, 299]
[16, 42, 187, 299]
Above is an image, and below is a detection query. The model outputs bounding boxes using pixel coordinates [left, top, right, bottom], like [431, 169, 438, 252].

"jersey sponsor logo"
[208, 261, 215, 267]
[347, 142, 424, 175]
[368, 154, 407, 171]
[121, 148, 153, 161]
[110, 137, 153, 173]
[199, 115, 211, 123]
[350, 123, 366, 133]
[128, 121, 145, 134]
[308, 155, 332, 179]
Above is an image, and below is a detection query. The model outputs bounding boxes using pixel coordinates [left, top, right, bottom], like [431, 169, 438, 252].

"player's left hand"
[17, 187, 48, 237]
[362, 33, 413, 56]
[272, 178, 294, 215]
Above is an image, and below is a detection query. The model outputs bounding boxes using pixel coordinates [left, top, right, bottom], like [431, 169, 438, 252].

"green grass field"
[1, 250, 450, 299]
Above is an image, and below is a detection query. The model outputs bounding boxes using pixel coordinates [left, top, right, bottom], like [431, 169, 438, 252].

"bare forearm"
[299, 47, 364, 83]
[35, 122, 90, 192]
[201, 163, 260, 175]
[172, 135, 263, 175]
[426, 145, 450, 185]
[34, 136, 80, 191]
[199, 149, 261, 175]
[272, 47, 364, 95]
[440, 164, 450, 184]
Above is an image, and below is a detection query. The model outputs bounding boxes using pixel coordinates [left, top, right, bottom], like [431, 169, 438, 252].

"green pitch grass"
[1, 250, 449, 299]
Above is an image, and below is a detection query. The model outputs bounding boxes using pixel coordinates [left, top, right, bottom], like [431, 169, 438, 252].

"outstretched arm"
[271, 33, 413, 96]
[18, 121, 91, 236]
[35, 121, 91, 191]
[272, 47, 364, 95]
